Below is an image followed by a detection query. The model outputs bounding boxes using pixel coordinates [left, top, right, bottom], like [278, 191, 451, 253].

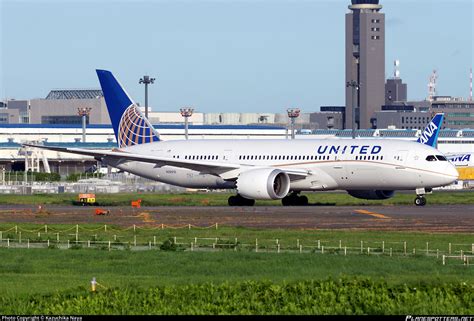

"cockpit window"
[426, 155, 437, 162]
[436, 155, 447, 161]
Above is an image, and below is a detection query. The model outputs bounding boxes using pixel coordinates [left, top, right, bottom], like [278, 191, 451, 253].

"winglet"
[417, 113, 444, 148]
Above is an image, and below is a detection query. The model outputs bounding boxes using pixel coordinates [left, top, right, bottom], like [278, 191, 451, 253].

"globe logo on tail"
[118, 104, 160, 148]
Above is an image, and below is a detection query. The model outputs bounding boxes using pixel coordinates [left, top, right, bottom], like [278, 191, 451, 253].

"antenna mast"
[394, 60, 400, 78]
[428, 69, 437, 101]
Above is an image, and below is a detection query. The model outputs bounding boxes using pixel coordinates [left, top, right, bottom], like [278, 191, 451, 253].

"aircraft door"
[395, 150, 408, 165]
[223, 149, 233, 162]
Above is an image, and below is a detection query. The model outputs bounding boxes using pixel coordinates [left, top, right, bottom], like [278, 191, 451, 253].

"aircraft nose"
[444, 162, 459, 183]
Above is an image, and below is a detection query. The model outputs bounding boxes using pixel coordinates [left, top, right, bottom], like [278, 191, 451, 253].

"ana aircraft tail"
[96, 69, 160, 148]
[417, 113, 444, 148]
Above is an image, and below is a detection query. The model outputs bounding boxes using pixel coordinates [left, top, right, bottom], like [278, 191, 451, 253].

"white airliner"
[412, 113, 474, 181]
[446, 153, 474, 181]
[25, 70, 459, 207]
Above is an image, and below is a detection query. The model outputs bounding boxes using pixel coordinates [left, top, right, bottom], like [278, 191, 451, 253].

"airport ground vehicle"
[95, 208, 110, 215]
[73, 193, 99, 206]
[131, 199, 142, 208]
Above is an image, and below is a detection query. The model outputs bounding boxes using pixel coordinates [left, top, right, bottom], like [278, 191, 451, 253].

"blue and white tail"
[96, 70, 160, 148]
[417, 113, 444, 148]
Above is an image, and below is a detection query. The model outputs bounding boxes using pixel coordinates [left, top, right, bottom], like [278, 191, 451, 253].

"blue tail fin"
[417, 113, 444, 147]
[96, 69, 160, 148]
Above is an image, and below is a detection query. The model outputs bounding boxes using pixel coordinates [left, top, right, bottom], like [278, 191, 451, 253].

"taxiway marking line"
[354, 209, 391, 219]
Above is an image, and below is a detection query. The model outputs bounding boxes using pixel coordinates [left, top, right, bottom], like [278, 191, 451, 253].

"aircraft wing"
[23, 144, 309, 180]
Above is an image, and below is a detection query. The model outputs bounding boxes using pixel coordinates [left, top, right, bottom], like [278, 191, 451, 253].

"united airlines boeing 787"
[25, 70, 458, 206]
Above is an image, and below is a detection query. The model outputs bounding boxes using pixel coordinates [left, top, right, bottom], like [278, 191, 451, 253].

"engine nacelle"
[347, 190, 395, 200]
[236, 168, 290, 200]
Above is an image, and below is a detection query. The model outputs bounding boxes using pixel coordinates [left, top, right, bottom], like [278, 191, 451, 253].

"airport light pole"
[346, 80, 359, 139]
[139, 75, 155, 119]
[287, 108, 300, 140]
[180, 107, 194, 140]
[77, 107, 92, 143]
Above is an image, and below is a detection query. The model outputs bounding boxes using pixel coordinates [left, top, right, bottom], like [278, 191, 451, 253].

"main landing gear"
[228, 194, 255, 206]
[281, 192, 309, 206]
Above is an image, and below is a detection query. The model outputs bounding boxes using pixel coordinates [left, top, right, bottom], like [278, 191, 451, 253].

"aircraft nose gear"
[228, 194, 255, 206]
[282, 193, 309, 206]
[414, 195, 427, 206]
[414, 188, 430, 207]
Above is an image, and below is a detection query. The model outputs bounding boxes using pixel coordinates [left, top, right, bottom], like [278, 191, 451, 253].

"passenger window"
[436, 155, 447, 161]
[426, 155, 437, 162]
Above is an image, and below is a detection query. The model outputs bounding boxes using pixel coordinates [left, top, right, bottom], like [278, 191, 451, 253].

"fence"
[0, 224, 472, 266]
[0, 180, 185, 194]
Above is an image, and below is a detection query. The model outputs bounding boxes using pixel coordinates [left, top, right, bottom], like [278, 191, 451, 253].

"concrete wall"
[6, 100, 28, 113]
[147, 111, 204, 124]
[375, 111, 431, 129]
[30, 97, 109, 124]
[309, 112, 344, 129]
[0, 109, 20, 124]
[385, 78, 407, 105]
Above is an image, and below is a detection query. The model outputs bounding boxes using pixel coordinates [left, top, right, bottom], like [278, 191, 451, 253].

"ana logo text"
[448, 154, 471, 163]
[418, 121, 438, 144]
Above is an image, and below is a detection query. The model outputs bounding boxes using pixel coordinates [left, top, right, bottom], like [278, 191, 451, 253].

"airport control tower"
[345, 0, 385, 129]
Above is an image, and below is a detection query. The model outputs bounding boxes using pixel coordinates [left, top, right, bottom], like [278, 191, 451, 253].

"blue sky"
[1, 0, 472, 113]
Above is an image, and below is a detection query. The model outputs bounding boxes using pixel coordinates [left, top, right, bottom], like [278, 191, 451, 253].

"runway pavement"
[0, 204, 472, 232]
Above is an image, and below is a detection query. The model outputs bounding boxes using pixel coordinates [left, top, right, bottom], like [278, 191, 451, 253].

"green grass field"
[0, 190, 474, 206]
[0, 224, 472, 314]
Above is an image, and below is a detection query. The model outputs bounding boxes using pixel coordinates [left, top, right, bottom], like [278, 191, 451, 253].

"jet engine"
[347, 190, 395, 200]
[236, 168, 290, 200]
